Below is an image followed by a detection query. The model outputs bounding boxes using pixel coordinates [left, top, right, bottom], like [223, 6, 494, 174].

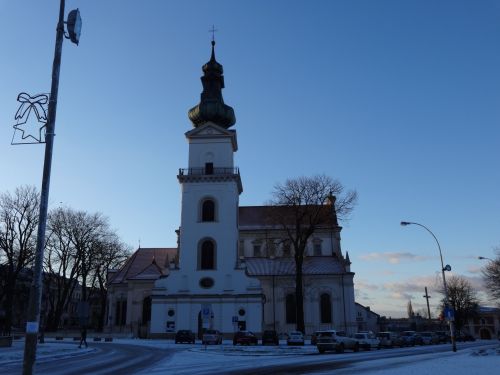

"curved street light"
[400, 221, 457, 352]
[478, 256, 493, 262]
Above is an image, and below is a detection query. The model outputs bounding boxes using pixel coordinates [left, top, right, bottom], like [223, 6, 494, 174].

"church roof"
[108, 247, 177, 285]
[245, 257, 345, 276]
[239, 205, 339, 229]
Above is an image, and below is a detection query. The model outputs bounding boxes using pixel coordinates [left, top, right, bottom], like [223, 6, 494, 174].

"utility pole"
[423, 287, 432, 321]
[22, 1, 81, 373]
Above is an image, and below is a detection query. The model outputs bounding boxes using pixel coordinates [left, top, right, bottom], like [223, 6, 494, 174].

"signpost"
[444, 306, 455, 321]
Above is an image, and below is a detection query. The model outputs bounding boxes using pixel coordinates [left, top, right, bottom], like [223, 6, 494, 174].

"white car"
[287, 331, 304, 345]
[353, 332, 380, 350]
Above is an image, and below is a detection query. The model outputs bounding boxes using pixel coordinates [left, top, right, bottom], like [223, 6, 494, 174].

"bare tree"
[43, 207, 81, 331]
[481, 247, 500, 304]
[440, 275, 479, 333]
[268, 174, 357, 333]
[88, 234, 130, 331]
[0, 186, 39, 335]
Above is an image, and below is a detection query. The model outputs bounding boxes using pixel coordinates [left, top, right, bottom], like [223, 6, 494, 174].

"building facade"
[108, 41, 357, 339]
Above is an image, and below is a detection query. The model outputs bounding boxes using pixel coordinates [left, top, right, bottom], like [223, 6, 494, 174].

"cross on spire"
[209, 25, 218, 42]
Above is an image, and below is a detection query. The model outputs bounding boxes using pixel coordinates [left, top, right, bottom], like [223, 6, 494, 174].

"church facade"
[108, 41, 356, 338]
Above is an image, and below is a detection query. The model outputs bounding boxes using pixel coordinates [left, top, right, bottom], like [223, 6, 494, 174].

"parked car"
[175, 329, 195, 344]
[377, 331, 404, 348]
[354, 332, 380, 350]
[400, 331, 421, 346]
[316, 330, 359, 353]
[202, 329, 222, 345]
[435, 331, 451, 343]
[420, 331, 439, 345]
[233, 331, 258, 345]
[311, 331, 326, 346]
[262, 330, 279, 345]
[287, 331, 305, 346]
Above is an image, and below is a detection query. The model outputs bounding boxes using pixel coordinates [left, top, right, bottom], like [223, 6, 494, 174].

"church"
[106, 41, 357, 339]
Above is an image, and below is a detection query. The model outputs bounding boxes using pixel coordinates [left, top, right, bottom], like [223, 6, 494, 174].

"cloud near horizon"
[358, 251, 430, 264]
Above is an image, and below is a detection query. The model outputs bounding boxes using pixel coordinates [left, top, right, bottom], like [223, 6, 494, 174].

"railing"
[178, 167, 240, 176]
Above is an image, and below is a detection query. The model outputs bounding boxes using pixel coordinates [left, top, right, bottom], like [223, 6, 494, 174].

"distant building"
[465, 306, 500, 340]
[355, 303, 380, 333]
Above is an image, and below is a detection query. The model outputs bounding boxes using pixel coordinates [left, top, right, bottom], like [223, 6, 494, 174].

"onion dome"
[188, 41, 236, 128]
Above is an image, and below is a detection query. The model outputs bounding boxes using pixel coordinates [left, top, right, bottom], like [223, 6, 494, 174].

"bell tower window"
[201, 199, 216, 222]
[199, 239, 216, 270]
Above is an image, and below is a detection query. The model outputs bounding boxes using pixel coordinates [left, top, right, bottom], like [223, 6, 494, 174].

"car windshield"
[319, 332, 333, 337]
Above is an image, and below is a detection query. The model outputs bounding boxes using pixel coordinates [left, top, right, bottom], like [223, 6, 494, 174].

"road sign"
[444, 306, 455, 321]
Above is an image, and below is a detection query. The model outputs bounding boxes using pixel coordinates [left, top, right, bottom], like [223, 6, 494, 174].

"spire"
[188, 40, 236, 128]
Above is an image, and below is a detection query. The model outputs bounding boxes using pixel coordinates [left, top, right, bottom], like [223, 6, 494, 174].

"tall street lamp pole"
[22, 1, 81, 374]
[400, 221, 457, 352]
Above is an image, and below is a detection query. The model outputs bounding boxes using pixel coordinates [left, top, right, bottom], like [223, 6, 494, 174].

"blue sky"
[1, 0, 499, 318]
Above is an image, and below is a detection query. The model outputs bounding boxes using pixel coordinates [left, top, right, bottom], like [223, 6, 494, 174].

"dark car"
[233, 331, 258, 345]
[262, 330, 279, 345]
[202, 329, 223, 345]
[175, 329, 195, 344]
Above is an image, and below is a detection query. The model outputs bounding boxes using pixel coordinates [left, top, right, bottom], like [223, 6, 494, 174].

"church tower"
[150, 41, 262, 338]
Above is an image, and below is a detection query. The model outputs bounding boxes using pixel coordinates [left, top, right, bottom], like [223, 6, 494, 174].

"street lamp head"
[443, 264, 452, 272]
[400, 221, 411, 226]
[478, 256, 493, 261]
[66, 8, 82, 45]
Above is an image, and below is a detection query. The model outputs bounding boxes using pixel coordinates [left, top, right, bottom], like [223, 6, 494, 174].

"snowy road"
[3, 342, 178, 375]
[1, 339, 497, 375]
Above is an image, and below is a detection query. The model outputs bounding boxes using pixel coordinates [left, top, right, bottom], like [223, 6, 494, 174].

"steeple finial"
[188, 37, 236, 129]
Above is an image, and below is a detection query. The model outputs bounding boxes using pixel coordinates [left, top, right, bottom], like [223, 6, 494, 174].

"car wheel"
[318, 348, 325, 354]
[336, 343, 345, 353]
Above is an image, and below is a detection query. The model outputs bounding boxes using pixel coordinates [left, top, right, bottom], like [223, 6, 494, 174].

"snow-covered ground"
[1, 338, 499, 374]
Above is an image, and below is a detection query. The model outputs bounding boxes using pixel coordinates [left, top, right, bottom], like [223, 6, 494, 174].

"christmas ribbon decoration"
[15, 92, 48, 121]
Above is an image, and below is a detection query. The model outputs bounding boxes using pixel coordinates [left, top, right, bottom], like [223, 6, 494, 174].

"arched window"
[201, 199, 215, 222]
[320, 293, 332, 323]
[200, 240, 215, 269]
[142, 296, 152, 325]
[286, 293, 296, 324]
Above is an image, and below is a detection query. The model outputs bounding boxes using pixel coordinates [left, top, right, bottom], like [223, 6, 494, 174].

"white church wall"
[188, 137, 234, 169]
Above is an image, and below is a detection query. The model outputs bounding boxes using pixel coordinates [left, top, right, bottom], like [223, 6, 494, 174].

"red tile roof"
[108, 247, 177, 284]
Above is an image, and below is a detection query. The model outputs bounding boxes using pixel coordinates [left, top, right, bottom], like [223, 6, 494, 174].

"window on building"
[282, 240, 291, 257]
[238, 239, 245, 257]
[252, 240, 262, 257]
[320, 293, 332, 323]
[266, 239, 276, 257]
[201, 199, 215, 222]
[200, 240, 215, 269]
[286, 294, 297, 324]
[205, 162, 214, 175]
[313, 239, 323, 256]
[115, 299, 127, 326]
[142, 296, 152, 325]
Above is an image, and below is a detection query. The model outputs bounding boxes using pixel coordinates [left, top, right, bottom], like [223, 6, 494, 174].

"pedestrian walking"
[78, 327, 88, 348]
